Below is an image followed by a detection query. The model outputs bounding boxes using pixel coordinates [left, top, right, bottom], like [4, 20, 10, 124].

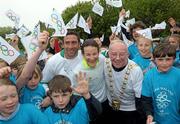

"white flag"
[152, 21, 166, 30]
[5, 9, 20, 29]
[66, 13, 78, 29]
[125, 18, 135, 27]
[17, 25, 30, 38]
[0, 36, 20, 64]
[78, 15, 91, 34]
[125, 10, 130, 18]
[50, 9, 67, 36]
[117, 16, 124, 27]
[106, 0, 122, 8]
[21, 35, 47, 61]
[78, 15, 86, 28]
[32, 23, 40, 39]
[122, 33, 133, 47]
[92, 2, 104, 16]
[80, 39, 84, 44]
[136, 28, 152, 40]
[110, 26, 121, 35]
[100, 34, 104, 42]
[84, 24, 91, 34]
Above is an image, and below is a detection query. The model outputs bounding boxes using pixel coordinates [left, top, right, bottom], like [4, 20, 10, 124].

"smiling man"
[42, 31, 82, 84]
[104, 40, 145, 124]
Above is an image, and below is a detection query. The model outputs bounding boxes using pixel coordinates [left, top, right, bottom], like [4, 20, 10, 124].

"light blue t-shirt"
[9, 73, 16, 84]
[173, 50, 180, 68]
[142, 67, 180, 124]
[133, 55, 155, 74]
[19, 83, 46, 110]
[128, 42, 139, 60]
[0, 104, 49, 124]
[44, 98, 89, 124]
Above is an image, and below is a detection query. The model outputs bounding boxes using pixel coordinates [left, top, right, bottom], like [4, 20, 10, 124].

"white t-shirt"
[42, 50, 82, 84]
[73, 55, 107, 102]
[104, 59, 143, 111]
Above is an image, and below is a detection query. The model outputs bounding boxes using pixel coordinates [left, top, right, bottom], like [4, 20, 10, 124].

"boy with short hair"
[141, 42, 180, 124]
[44, 72, 102, 124]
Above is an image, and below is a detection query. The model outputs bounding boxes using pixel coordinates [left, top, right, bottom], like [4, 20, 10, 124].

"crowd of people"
[0, 9, 180, 124]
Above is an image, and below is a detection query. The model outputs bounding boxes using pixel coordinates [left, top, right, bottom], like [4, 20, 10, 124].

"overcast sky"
[0, 0, 90, 30]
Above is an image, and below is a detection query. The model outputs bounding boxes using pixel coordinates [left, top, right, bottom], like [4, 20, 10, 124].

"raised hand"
[73, 71, 90, 99]
[86, 15, 92, 29]
[119, 8, 126, 18]
[38, 31, 49, 50]
[40, 96, 52, 108]
[0, 66, 11, 78]
[109, 33, 120, 43]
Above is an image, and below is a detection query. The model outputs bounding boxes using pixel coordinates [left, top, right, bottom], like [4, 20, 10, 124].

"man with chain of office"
[103, 40, 146, 124]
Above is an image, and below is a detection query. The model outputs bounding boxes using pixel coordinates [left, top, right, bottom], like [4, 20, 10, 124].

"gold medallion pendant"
[112, 100, 120, 111]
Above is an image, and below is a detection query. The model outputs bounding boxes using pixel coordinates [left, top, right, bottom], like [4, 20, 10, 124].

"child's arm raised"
[73, 71, 90, 99]
[16, 31, 49, 90]
[0, 66, 11, 78]
[73, 71, 102, 121]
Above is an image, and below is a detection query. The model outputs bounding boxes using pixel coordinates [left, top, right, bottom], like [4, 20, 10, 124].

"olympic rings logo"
[0, 42, 15, 56]
[156, 91, 170, 110]
[51, 14, 66, 34]
[6, 12, 19, 23]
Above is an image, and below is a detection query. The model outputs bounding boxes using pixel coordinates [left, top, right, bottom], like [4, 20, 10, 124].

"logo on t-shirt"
[31, 96, 43, 109]
[155, 87, 173, 114]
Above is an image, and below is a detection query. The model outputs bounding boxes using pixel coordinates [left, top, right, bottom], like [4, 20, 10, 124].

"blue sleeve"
[27, 105, 50, 124]
[141, 72, 152, 97]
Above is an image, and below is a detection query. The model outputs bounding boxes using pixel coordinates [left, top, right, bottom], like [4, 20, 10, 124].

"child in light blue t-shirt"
[133, 37, 155, 74]
[141, 42, 180, 124]
[19, 65, 46, 110]
[16, 31, 50, 110]
[166, 34, 180, 68]
[44, 73, 102, 124]
[0, 76, 49, 124]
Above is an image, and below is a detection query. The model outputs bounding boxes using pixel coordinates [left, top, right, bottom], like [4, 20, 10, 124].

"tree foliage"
[123, 0, 180, 26]
[0, 26, 14, 38]
[62, 0, 180, 45]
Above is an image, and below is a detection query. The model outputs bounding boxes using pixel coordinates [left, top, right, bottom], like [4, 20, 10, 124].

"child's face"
[137, 38, 152, 57]
[27, 73, 40, 90]
[169, 37, 179, 49]
[83, 46, 99, 68]
[168, 18, 176, 27]
[155, 56, 174, 72]
[51, 91, 72, 109]
[0, 85, 19, 117]
[132, 27, 142, 41]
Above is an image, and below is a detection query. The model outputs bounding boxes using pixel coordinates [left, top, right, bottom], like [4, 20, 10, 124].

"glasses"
[110, 52, 128, 59]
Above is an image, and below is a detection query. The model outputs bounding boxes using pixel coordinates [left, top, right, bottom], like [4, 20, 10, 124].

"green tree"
[0, 26, 14, 38]
[123, 0, 180, 27]
[62, 0, 180, 44]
